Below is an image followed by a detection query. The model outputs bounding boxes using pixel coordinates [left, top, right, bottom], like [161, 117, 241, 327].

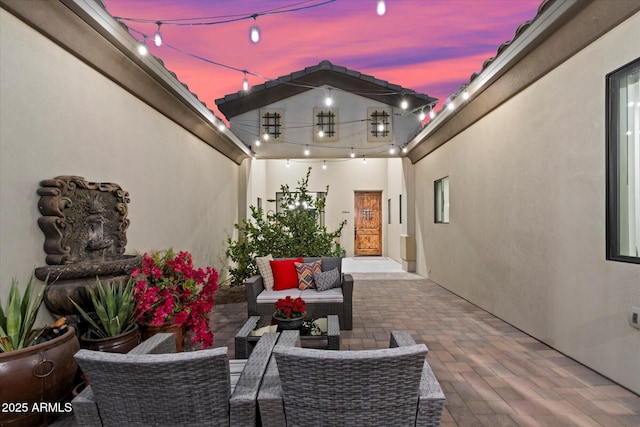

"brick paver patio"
[211, 272, 640, 427]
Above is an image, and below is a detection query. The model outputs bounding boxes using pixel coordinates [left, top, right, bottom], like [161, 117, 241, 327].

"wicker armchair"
[72, 332, 279, 427]
[258, 330, 445, 427]
[245, 256, 353, 329]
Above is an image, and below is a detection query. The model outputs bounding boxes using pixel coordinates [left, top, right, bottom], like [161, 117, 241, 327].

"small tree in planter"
[226, 167, 346, 287]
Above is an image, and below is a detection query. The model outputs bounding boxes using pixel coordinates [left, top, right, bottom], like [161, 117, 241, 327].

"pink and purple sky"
[103, 0, 542, 119]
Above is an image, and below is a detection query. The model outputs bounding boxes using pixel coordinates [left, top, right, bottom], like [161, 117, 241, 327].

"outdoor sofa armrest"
[342, 273, 354, 329]
[257, 331, 301, 427]
[230, 332, 279, 427]
[245, 274, 265, 316]
[389, 331, 445, 427]
[72, 333, 177, 426]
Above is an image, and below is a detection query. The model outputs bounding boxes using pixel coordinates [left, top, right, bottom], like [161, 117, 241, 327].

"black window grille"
[262, 112, 282, 139]
[370, 110, 390, 138]
[316, 110, 336, 137]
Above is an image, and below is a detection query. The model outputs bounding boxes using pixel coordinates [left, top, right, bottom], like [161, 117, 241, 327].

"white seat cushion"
[256, 288, 343, 304]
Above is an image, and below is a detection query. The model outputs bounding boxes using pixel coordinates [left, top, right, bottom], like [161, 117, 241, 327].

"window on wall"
[260, 110, 284, 140]
[434, 176, 449, 224]
[314, 108, 338, 142]
[607, 58, 640, 263]
[367, 107, 392, 142]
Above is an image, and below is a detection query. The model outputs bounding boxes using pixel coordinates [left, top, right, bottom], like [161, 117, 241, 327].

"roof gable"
[215, 60, 437, 119]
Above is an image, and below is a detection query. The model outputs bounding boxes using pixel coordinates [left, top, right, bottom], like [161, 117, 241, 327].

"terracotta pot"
[0, 326, 79, 427]
[79, 324, 141, 354]
[139, 322, 185, 352]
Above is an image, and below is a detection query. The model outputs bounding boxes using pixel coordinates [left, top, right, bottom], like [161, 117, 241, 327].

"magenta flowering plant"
[132, 248, 218, 348]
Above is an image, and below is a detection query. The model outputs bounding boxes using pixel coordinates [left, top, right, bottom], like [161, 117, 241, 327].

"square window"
[314, 108, 338, 142]
[367, 107, 392, 142]
[434, 176, 449, 224]
[260, 109, 284, 141]
[607, 57, 640, 263]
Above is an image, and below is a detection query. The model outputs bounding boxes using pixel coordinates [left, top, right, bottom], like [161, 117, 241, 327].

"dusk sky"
[103, 0, 542, 121]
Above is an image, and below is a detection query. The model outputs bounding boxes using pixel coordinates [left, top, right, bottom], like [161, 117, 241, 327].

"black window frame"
[606, 57, 640, 264]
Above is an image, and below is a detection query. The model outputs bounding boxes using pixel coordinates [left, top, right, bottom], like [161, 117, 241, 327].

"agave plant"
[0, 274, 45, 352]
[71, 277, 137, 339]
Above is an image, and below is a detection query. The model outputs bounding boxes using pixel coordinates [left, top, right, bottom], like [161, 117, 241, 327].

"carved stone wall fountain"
[34, 176, 141, 322]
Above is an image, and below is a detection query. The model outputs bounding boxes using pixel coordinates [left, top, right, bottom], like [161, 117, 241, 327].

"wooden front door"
[354, 191, 382, 256]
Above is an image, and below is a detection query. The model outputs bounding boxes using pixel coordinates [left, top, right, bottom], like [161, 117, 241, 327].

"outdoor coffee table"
[235, 314, 340, 359]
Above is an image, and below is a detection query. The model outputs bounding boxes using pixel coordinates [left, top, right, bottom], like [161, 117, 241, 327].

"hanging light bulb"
[376, 0, 386, 16]
[255, 138, 261, 147]
[318, 129, 324, 138]
[242, 73, 249, 92]
[429, 108, 436, 119]
[377, 123, 385, 132]
[286, 159, 290, 167]
[418, 109, 426, 121]
[252, 152, 257, 160]
[325, 89, 333, 106]
[304, 145, 310, 156]
[250, 16, 260, 43]
[400, 99, 408, 110]
[350, 148, 355, 158]
[447, 101, 455, 111]
[263, 133, 269, 141]
[389, 145, 396, 154]
[218, 122, 225, 132]
[138, 38, 148, 55]
[322, 160, 327, 170]
[363, 155, 367, 164]
[462, 90, 470, 100]
[402, 145, 408, 154]
[154, 22, 163, 47]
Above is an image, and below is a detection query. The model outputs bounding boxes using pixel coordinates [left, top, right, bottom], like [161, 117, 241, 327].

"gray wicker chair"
[72, 332, 279, 427]
[258, 330, 445, 427]
[245, 256, 353, 329]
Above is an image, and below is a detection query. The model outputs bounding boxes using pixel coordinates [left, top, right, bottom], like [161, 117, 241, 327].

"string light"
[138, 37, 148, 55]
[400, 99, 408, 110]
[462, 90, 470, 100]
[418, 108, 426, 121]
[250, 16, 260, 43]
[242, 72, 249, 92]
[218, 122, 226, 131]
[363, 156, 367, 164]
[429, 108, 436, 119]
[263, 133, 269, 141]
[350, 148, 355, 158]
[323, 160, 327, 170]
[389, 144, 396, 154]
[304, 145, 310, 156]
[318, 129, 325, 138]
[286, 159, 290, 167]
[377, 123, 385, 132]
[154, 22, 162, 47]
[376, 0, 386, 16]
[447, 102, 455, 111]
[255, 138, 261, 147]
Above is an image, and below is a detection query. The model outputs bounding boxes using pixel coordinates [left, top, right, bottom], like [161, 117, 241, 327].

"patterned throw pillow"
[255, 254, 275, 290]
[313, 268, 340, 291]
[295, 260, 322, 290]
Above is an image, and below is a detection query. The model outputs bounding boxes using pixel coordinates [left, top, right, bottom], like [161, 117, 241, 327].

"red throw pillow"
[270, 257, 303, 290]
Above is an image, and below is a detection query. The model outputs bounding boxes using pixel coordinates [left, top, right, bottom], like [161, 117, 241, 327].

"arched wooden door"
[354, 191, 382, 256]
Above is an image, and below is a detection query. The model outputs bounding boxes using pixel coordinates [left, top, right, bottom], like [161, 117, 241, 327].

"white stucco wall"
[0, 11, 239, 311]
[251, 158, 393, 258]
[414, 12, 640, 393]
[229, 87, 421, 160]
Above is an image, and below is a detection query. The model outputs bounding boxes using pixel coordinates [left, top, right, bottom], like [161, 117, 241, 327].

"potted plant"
[132, 248, 219, 350]
[70, 277, 140, 353]
[273, 296, 306, 330]
[0, 274, 79, 427]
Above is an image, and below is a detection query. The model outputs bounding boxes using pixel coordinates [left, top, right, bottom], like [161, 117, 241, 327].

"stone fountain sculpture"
[34, 176, 141, 320]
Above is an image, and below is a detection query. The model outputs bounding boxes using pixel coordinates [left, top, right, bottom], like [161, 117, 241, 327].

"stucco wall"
[414, 12, 640, 393]
[255, 158, 394, 258]
[0, 11, 239, 312]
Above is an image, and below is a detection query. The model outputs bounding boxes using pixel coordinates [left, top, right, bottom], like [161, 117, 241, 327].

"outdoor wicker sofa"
[72, 332, 278, 426]
[258, 330, 445, 427]
[245, 256, 353, 329]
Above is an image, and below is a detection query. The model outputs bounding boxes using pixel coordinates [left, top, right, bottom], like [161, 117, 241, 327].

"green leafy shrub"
[226, 167, 346, 287]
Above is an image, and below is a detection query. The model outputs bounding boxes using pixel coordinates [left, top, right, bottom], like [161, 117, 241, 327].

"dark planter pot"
[139, 322, 185, 352]
[273, 314, 305, 330]
[79, 324, 141, 354]
[0, 326, 79, 427]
